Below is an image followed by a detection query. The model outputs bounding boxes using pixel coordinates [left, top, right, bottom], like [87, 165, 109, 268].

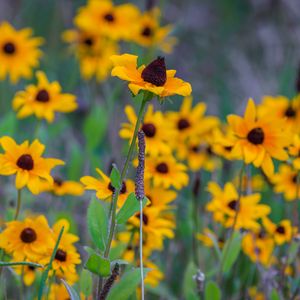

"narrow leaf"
[0, 261, 43, 268]
[85, 253, 111, 277]
[205, 281, 221, 300]
[61, 279, 81, 300]
[110, 164, 121, 189]
[79, 269, 93, 297]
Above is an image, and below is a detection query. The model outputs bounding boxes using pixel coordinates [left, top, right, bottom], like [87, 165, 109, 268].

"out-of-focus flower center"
[55, 249, 67, 262]
[228, 200, 238, 211]
[276, 225, 285, 234]
[142, 123, 156, 137]
[54, 177, 64, 187]
[36, 89, 50, 102]
[177, 118, 190, 130]
[156, 162, 169, 174]
[136, 212, 149, 225]
[108, 181, 127, 194]
[3, 42, 16, 54]
[17, 154, 34, 170]
[83, 37, 93, 46]
[247, 127, 264, 145]
[141, 56, 167, 87]
[285, 106, 296, 118]
[141, 26, 152, 37]
[103, 13, 115, 22]
[20, 227, 37, 243]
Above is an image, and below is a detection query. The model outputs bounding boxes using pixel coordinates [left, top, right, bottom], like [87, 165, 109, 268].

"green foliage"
[0, 111, 17, 136]
[110, 163, 121, 189]
[182, 261, 198, 300]
[87, 198, 108, 252]
[205, 281, 221, 300]
[85, 253, 111, 277]
[79, 269, 93, 298]
[61, 279, 81, 300]
[0, 261, 43, 268]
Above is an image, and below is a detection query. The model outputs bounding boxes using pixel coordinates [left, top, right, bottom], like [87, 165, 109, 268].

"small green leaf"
[183, 261, 198, 300]
[116, 193, 148, 224]
[221, 231, 242, 274]
[61, 279, 81, 300]
[87, 198, 108, 252]
[205, 281, 221, 300]
[110, 164, 121, 189]
[85, 253, 111, 277]
[79, 269, 93, 297]
[106, 268, 149, 300]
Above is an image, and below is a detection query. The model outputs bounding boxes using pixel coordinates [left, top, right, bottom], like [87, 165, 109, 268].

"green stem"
[14, 189, 22, 220]
[103, 95, 149, 259]
[293, 172, 300, 228]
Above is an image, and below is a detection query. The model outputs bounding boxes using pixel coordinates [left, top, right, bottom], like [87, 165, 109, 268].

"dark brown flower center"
[108, 181, 127, 194]
[17, 154, 34, 170]
[228, 200, 238, 211]
[156, 162, 169, 174]
[285, 106, 296, 118]
[191, 145, 200, 153]
[136, 213, 148, 225]
[55, 249, 67, 262]
[83, 37, 93, 46]
[224, 146, 233, 152]
[292, 175, 298, 184]
[141, 56, 167, 87]
[36, 89, 50, 102]
[141, 26, 152, 37]
[247, 127, 264, 145]
[20, 228, 37, 243]
[258, 230, 266, 239]
[177, 118, 190, 130]
[104, 13, 114, 22]
[276, 225, 285, 234]
[3, 42, 16, 54]
[142, 123, 156, 137]
[28, 266, 36, 271]
[54, 177, 64, 186]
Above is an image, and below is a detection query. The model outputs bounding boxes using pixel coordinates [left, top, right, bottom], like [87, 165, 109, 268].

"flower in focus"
[80, 167, 134, 207]
[206, 182, 270, 230]
[120, 104, 175, 156]
[0, 22, 43, 83]
[12, 71, 78, 123]
[0, 136, 64, 194]
[132, 7, 177, 53]
[144, 154, 188, 189]
[289, 134, 300, 170]
[111, 54, 192, 98]
[227, 98, 291, 176]
[0, 215, 53, 259]
[62, 29, 119, 81]
[272, 164, 299, 201]
[74, 0, 140, 41]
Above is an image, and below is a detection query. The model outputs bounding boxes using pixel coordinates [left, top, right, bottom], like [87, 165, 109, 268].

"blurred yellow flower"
[12, 71, 77, 123]
[289, 134, 300, 170]
[196, 228, 224, 249]
[111, 54, 192, 98]
[0, 21, 43, 83]
[0, 136, 64, 194]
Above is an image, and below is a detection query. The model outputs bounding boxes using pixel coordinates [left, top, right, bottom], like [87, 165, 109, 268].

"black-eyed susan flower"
[263, 218, 296, 245]
[144, 260, 164, 288]
[0, 215, 53, 260]
[111, 54, 192, 98]
[132, 7, 177, 53]
[0, 136, 64, 194]
[206, 182, 270, 230]
[0, 22, 43, 83]
[74, 0, 140, 41]
[272, 164, 299, 201]
[227, 98, 291, 177]
[120, 104, 175, 156]
[80, 167, 134, 207]
[12, 71, 78, 123]
[289, 134, 300, 170]
[259, 95, 300, 134]
[144, 154, 188, 189]
[62, 29, 119, 81]
[242, 231, 274, 267]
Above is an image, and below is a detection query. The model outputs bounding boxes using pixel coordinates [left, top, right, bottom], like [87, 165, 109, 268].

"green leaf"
[0, 261, 43, 268]
[183, 261, 198, 300]
[106, 268, 149, 300]
[110, 164, 121, 189]
[85, 253, 111, 277]
[270, 288, 281, 300]
[288, 239, 300, 264]
[79, 269, 93, 297]
[221, 231, 242, 274]
[87, 198, 108, 252]
[67, 143, 84, 180]
[61, 279, 81, 300]
[38, 227, 64, 300]
[205, 281, 221, 300]
[116, 193, 148, 224]
[0, 111, 17, 136]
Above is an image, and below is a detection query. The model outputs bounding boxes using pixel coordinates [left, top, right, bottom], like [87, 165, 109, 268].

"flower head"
[111, 54, 192, 98]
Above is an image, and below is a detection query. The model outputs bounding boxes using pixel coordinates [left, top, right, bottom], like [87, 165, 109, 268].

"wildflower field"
[0, 0, 300, 299]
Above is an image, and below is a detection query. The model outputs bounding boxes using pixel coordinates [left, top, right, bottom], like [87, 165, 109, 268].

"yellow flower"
[80, 167, 134, 207]
[120, 104, 175, 156]
[242, 231, 274, 267]
[62, 29, 119, 81]
[45, 283, 89, 300]
[248, 287, 267, 300]
[0, 136, 64, 194]
[289, 134, 300, 170]
[40, 176, 84, 196]
[196, 228, 224, 249]
[259, 95, 300, 134]
[132, 8, 177, 53]
[12, 71, 78, 123]
[227, 98, 291, 177]
[233, 173, 265, 193]
[263, 218, 296, 245]
[144, 260, 164, 288]
[206, 182, 270, 230]
[74, 0, 140, 41]
[0, 215, 53, 260]
[0, 22, 43, 83]
[145, 154, 189, 189]
[272, 164, 299, 201]
[111, 54, 192, 98]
